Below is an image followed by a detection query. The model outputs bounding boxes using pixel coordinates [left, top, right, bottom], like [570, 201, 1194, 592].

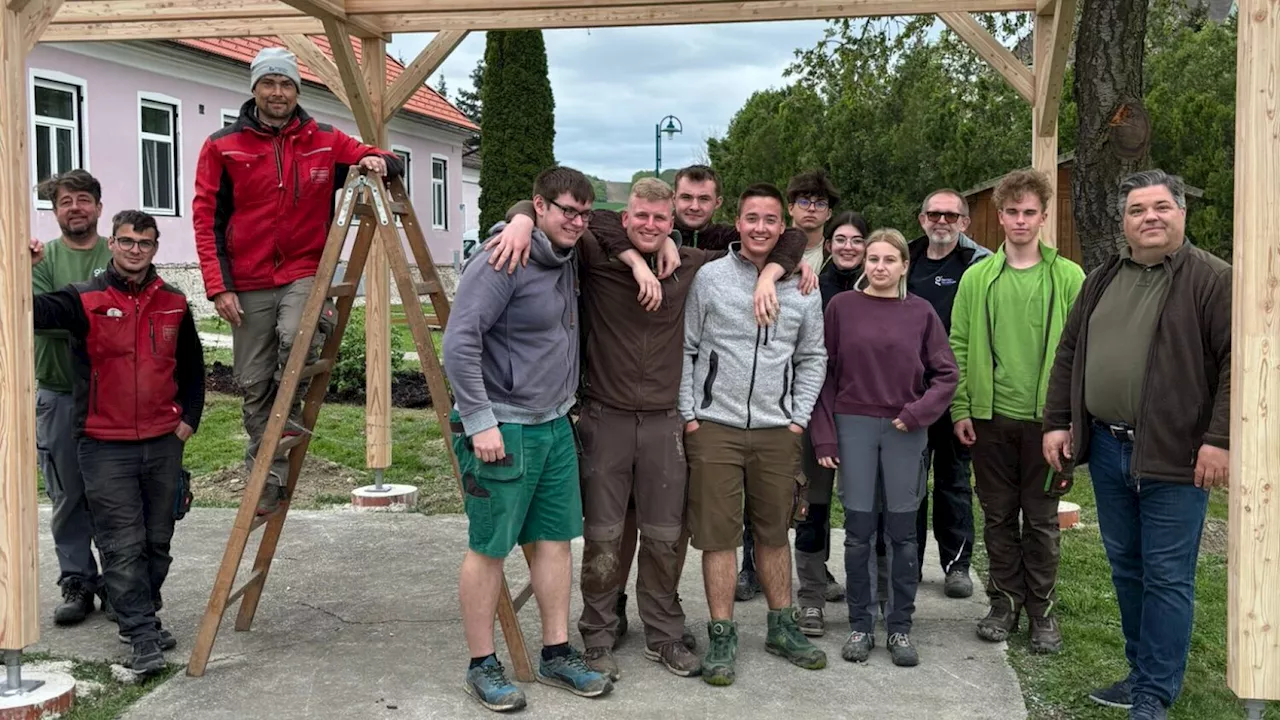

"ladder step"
[512, 582, 535, 612]
[415, 280, 440, 295]
[249, 506, 285, 532]
[227, 568, 267, 605]
[276, 433, 308, 457]
[389, 201, 408, 216]
[329, 283, 357, 297]
[299, 359, 333, 381]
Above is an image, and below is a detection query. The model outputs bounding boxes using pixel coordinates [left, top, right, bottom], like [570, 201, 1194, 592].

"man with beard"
[31, 170, 113, 626]
[193, 47, 401, 515]
[906, 189, 991, 600]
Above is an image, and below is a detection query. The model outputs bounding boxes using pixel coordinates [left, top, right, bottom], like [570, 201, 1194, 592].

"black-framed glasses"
[113, 236, 157, 252]
[547, 198, 593, 223]
[795, 197, 830, 211]
[925, 211, 965, 223]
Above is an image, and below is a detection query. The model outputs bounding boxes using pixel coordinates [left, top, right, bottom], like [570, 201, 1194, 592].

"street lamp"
[655, 114, 683, 178]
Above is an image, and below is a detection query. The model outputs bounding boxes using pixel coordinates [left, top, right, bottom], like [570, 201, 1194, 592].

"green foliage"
[585, 173, 609, 200]
[455, 58, 484, 153]
[631, 169, 677, 185]
[330, 306, 411, 396]
[478, 30, 556, 232]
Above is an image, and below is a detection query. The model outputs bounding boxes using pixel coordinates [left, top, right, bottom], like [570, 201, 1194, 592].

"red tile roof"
[173, 35, 478, 132]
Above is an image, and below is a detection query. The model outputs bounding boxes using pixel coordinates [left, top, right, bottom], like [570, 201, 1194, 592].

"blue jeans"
[1089, 425, 1208, 707]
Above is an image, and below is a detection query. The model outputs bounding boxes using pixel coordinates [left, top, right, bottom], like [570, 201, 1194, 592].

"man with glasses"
[907, 189, 992, 600]
[30, 209, 205, 677]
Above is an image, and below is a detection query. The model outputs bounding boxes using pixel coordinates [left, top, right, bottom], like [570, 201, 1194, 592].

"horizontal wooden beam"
[940, 11, 1034, 103]
[280, 34, 350, 108]
[1036, 0, 1056, 13]
[276, 0, 385, 38]
[51, 0, 300, 23]
[1035, 0, 1077, 134]
[42, 15, 321, 38]
[383, 29, 466, 122]
[22, 0, 64, 51]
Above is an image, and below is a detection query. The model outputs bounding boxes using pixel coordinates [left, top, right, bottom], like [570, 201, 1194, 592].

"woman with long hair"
[810, 228, 958, 667]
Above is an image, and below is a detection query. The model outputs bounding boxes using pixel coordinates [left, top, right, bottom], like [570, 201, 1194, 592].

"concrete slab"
[27, 508, 1026, 719]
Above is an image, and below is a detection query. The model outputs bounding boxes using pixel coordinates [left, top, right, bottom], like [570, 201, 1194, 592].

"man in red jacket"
[193, 47, 401, 514]
[32, 209, 205, 678]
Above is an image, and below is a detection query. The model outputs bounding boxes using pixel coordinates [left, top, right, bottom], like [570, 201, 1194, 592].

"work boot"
[584, 646, 620, 681]
[128, 639, 166, 677]
[887, 632, 919, 667]
[681, 626, 697, 651]
[944, 569, 974, 599]
[841, 631, 874, 663]
[765, 607, 827, 670]
[644, 640, 702, 677]
[797, 606, 825, 637]
[99, 587, 117, 622]
[702, 620, 739, 687]
[1029, 615, 1064, 654]
[256, 484, 286, 516]
[53, 578, 95, 626]
[824, 567, 846, 602]
[734, 569, 761, 602]
[119, 622, 177, 652]
[537, 647, 613, 698]
[1129, 694, 1168, 720]
[465, 656, 526, 713]
[614, 593, 629, 645]
[976, 605, 1021, 643]
[1088, 677, 1134, 709]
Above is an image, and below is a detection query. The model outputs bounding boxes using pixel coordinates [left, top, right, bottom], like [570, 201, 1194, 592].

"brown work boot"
[1029, 614, 1064, 654]
[583, 646, 620, 681]
[976, 605, 1021, 643]
[644, 640, 702, 677]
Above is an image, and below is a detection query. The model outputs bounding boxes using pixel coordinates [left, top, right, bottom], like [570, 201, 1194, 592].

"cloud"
[389, 21, 828, 181]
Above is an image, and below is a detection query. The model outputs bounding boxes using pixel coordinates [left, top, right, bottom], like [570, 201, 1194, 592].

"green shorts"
[451, 411, 584, 558]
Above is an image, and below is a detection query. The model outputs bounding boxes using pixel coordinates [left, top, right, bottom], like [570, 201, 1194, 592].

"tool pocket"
[474, 424, 525, 482]
[791, 432, 810, 526]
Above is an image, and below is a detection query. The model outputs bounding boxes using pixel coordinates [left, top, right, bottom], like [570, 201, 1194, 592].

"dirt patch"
[192, 455, 367, 509]
[1201, 516, 1227, 556]
[205, 362, 434, 409]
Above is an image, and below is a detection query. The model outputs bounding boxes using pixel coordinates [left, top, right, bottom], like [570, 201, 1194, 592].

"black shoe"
[128, 639, 166, 677]
[1129, 694, 1168, 720]
[53, 579, 95, 626]
[944, 570, 974, 599]
[1089, 677, 1134, 709]
[734, 570, 761, 602]
[119, 623, 176, 652]
[98, 587, 117, 622]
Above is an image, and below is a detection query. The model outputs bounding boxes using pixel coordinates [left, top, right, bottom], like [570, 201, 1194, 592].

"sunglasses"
[925, 211, 966, 223]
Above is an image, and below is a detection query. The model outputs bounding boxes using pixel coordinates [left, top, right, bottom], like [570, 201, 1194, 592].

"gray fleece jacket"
[442, 223, 579, 436]
[679, 244, 827, 429]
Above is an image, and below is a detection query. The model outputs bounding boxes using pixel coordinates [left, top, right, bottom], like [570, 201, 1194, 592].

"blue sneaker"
[465, 657, 526, 712]
[537, 647, 613, 698]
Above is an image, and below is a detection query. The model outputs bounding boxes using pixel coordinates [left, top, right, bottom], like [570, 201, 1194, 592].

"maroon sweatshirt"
[810, 290, 959, 460]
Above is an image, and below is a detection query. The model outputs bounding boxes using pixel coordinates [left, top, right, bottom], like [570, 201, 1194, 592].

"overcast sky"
[388, 22, 829, 182]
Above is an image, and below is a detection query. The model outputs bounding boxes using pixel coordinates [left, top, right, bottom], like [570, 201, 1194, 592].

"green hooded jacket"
[949, 242, 1085, 423]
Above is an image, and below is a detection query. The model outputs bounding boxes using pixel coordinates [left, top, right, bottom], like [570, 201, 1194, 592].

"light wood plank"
[362, 36, 392, 471]
[280, 34, 350, 109]
[275, 0, 384, 38]
[322, 18, 379, 143]
[41, 15, 321, 39]
[51, 0, 300, 23]
[1229, 0, 1280, 701]
[1034, 0, 1076, 135]
[21, 0, 63, 52]
[0, 4, 40, 652]
[939, 12, 1034, 104]
[1030, 10, 1057, 248]
[383, 29, 466, 122]
[1035, 0, 1055, 12]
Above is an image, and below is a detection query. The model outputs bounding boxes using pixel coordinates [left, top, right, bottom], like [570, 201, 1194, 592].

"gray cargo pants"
[36, 388, 103, 591]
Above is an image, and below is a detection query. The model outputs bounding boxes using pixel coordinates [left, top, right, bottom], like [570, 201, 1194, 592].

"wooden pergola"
[0, 0, 1275, 709]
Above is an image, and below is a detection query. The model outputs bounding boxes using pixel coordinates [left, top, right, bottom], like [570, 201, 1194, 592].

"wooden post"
[1030, 7, 1058, 248]
[360, 36, 392, 472]
[0, 3, 41, 652]
[1228, 0, 1280, 705]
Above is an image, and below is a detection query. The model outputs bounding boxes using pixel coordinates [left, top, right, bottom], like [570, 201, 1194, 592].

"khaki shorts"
[685, 420, 801, 552]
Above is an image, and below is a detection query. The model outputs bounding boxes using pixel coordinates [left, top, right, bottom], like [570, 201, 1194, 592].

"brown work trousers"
[971, 414, 1061, 617]
[576, 401, 688, 650]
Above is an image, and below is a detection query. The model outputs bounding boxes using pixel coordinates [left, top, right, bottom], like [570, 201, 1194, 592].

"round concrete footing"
[0, 672, 76, 720]
[351, 484, 419, 508]
[1058, 500, 1081, 529]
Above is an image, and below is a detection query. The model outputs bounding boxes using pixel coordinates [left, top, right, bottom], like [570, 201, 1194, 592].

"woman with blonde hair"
[810, 228, 958, 667]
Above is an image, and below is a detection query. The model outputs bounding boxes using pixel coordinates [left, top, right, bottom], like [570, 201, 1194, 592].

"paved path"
[26, 507, 1026, 720]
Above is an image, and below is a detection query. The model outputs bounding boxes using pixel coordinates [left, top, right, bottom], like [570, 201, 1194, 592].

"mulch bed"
[206, 362, 434, 409]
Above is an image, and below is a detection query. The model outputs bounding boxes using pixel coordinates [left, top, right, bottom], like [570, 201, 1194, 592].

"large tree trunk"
[1072, 0, 1152, 272]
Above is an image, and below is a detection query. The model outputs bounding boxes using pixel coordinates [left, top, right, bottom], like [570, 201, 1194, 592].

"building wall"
[462, 163, 481, 242]
[27, 41, 471, 307]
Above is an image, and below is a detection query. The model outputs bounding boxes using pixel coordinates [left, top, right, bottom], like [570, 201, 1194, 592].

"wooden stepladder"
[186, 170, 538, 681]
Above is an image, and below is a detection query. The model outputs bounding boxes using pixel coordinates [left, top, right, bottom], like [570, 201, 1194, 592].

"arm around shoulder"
[33, 287, 87, 336]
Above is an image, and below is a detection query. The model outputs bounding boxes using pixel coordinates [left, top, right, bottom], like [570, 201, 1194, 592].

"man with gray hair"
[1043, 169, 1230, 720]
[194, 47, 402, 515]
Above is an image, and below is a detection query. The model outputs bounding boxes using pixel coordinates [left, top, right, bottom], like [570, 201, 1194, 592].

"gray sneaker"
[944, 569, 974, 598]
[887, 632, 919, 667]
[797, 606, 825, 637]
[841, 631, 874, 663]
[583, 646, 620, 681]
[644, 640, 702, 677]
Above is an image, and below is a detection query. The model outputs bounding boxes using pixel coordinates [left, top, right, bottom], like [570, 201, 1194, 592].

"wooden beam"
[41, 16, 322, 39]
[939, 11, 1035, 104]
[280, 34, 350, 109]
[322, 18, 379, 142]
[275, 0, 385, 38]
[50, 0, 301, 23]
[0, 4, 41, 653]
[361, 36, 392, 472]
[1229, 0, 1280, 703]
[1036, 0, 1055, 11]
[1034, 0, 1077, 135]
[21, 0, 64, 52]
[7, 0, 33, 12]
[1030, 10, 1057, 248]
[383, 29, 466, 122]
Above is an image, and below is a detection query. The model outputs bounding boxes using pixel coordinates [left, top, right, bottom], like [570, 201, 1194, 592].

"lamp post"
[655, 114, 683, 178]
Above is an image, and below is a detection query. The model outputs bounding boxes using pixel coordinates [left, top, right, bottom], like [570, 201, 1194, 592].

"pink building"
[27, 37, 479, 310]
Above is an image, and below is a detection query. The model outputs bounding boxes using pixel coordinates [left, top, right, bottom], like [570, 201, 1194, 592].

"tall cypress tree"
[479, 30, 556, 233]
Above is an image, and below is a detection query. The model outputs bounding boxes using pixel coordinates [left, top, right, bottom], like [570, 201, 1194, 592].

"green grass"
[195, 316, 232, 335]
[18, 652, 176, 720]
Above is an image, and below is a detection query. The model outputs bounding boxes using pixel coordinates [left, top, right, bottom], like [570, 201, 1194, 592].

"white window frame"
[29, 70, 89, 210]
[220, 108, 239, 127]
[431, 154, 449, 231]
[137, 92, 182, 217]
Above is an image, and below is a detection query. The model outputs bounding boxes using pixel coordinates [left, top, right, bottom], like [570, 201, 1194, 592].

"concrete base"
[0, 671, 75, 720]
[351, 483, 418, 508]
[1059, 500, 1081, 529]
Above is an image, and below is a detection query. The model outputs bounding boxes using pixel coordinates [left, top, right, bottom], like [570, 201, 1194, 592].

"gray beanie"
[250, 47, 302, 92]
